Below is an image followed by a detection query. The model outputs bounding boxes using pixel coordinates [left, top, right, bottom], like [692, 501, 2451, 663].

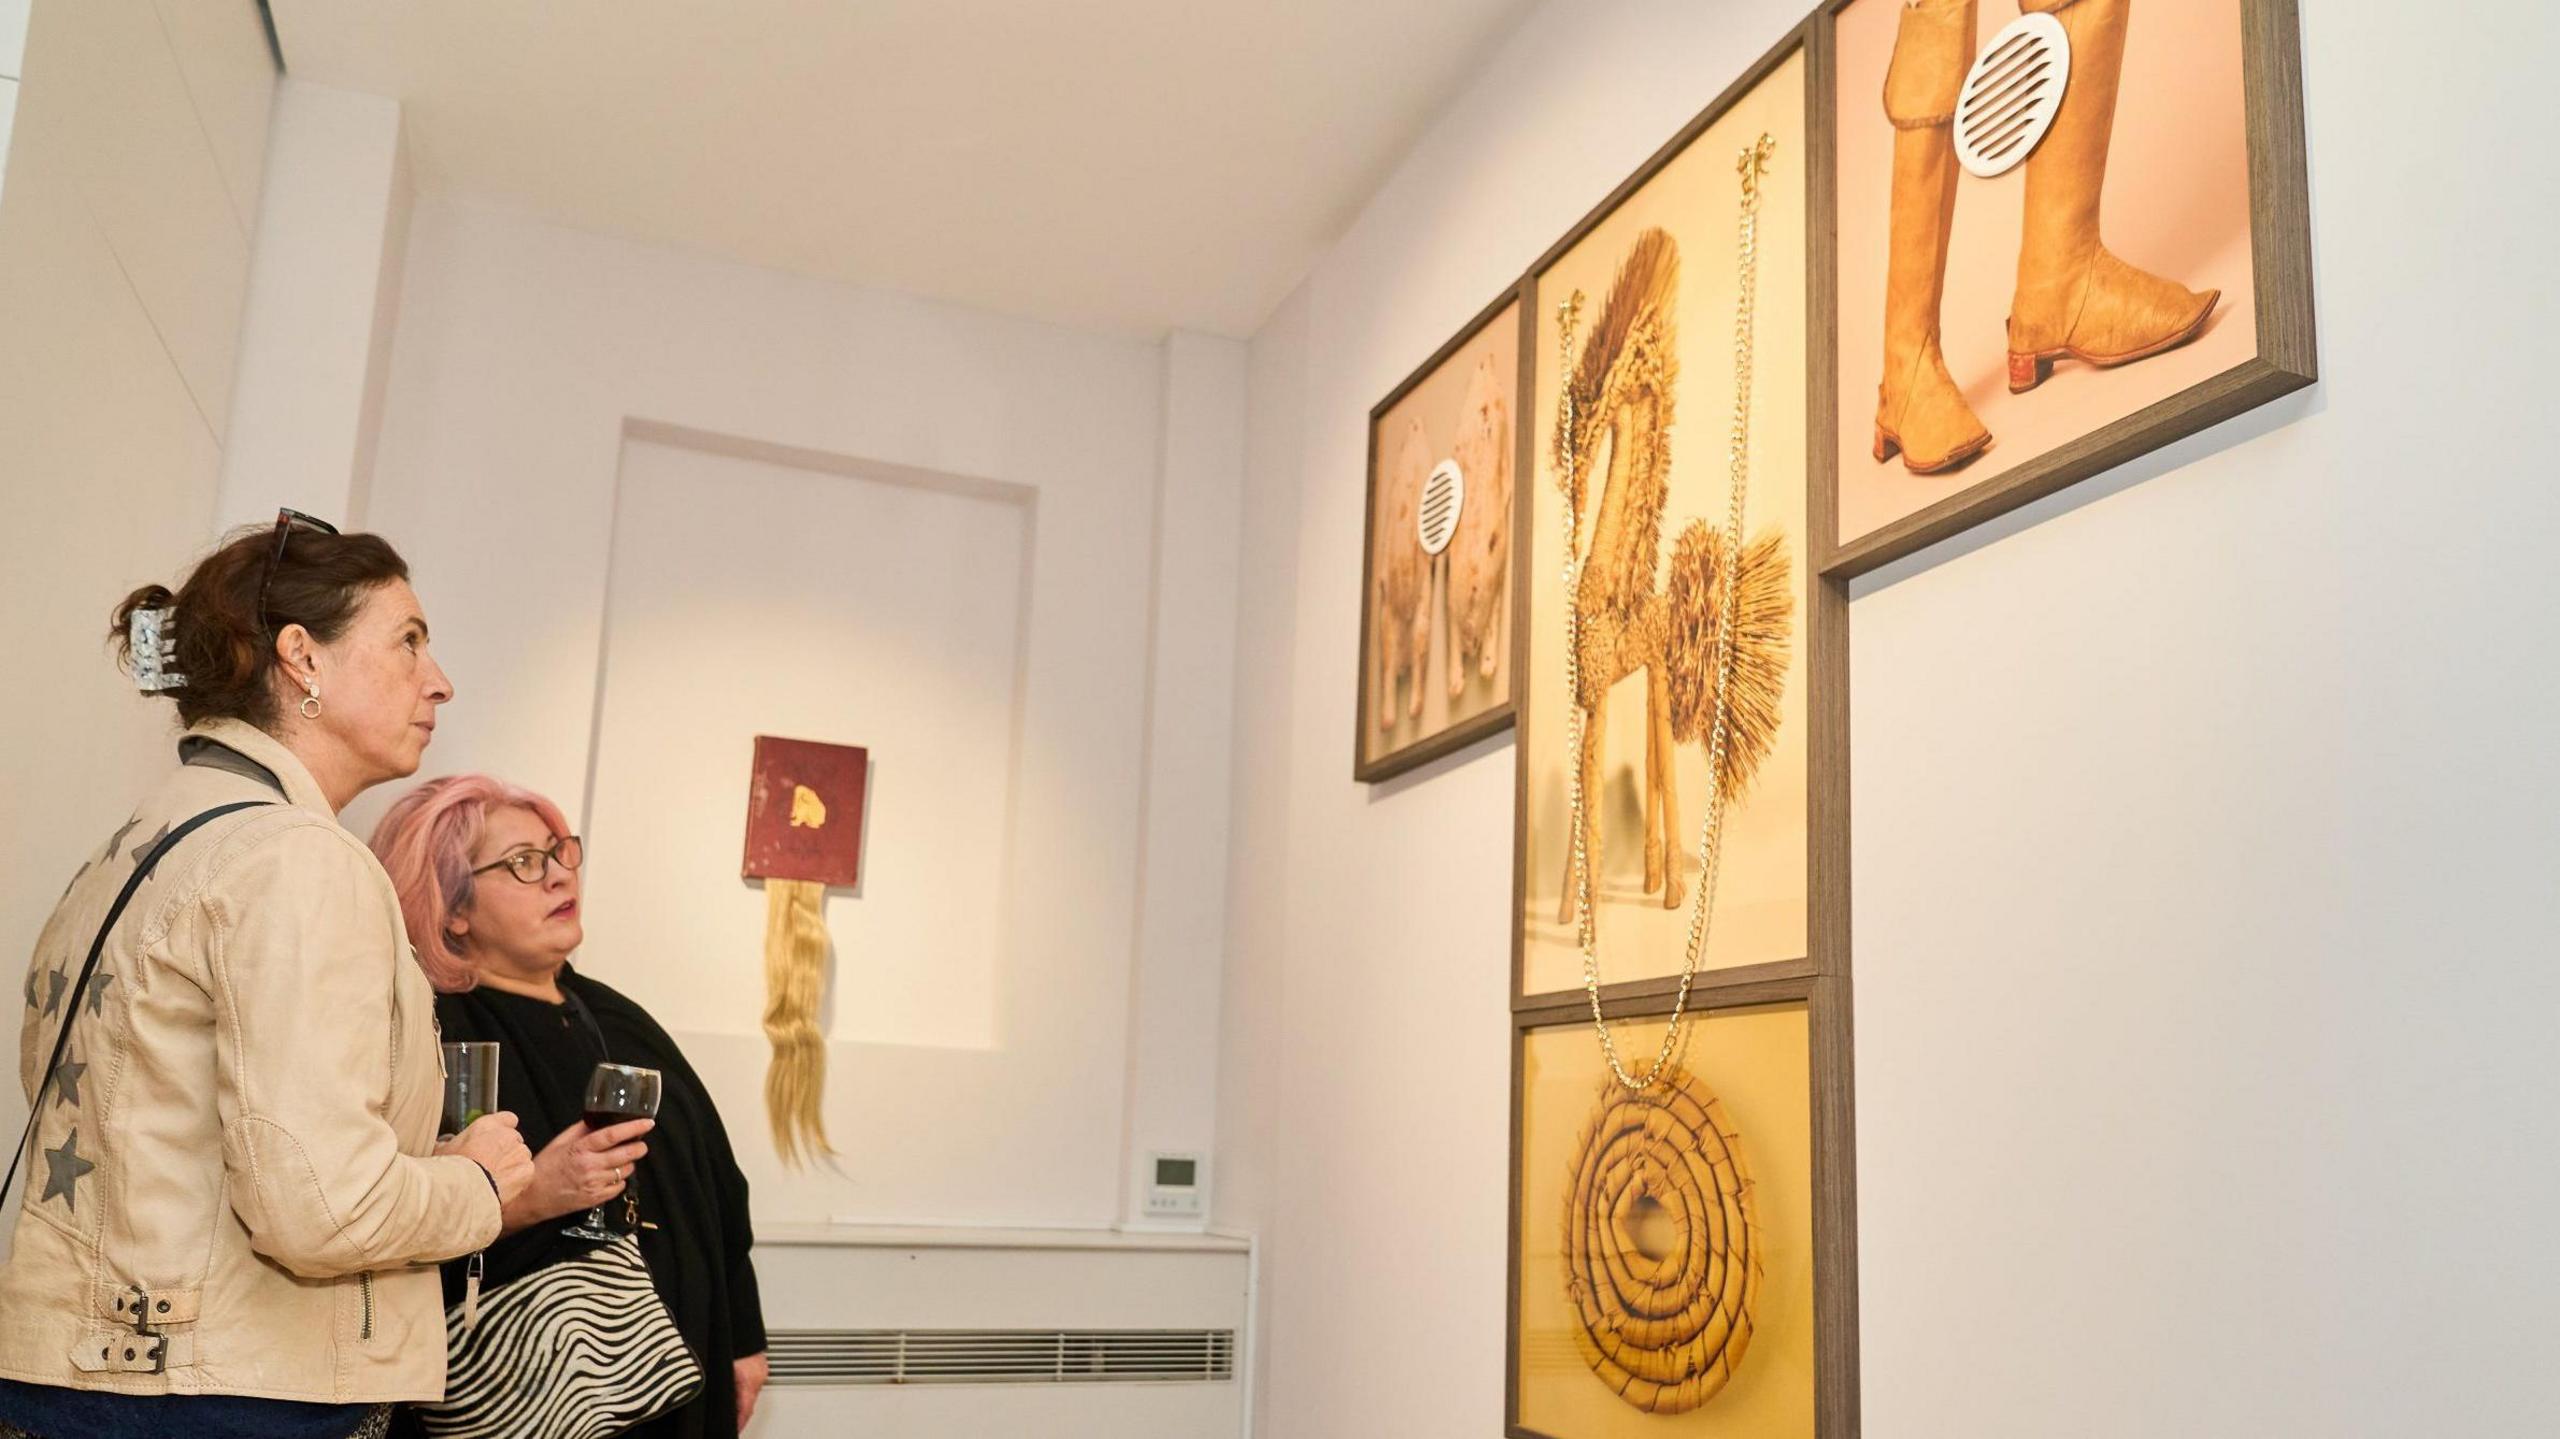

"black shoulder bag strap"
[560, 981, 611, 1065]
[2, 800, 275, 1212]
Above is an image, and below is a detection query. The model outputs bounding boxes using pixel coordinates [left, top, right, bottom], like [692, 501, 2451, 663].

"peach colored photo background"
[1360, 301, 1520, 771]
[1832, 0, 2256, 549]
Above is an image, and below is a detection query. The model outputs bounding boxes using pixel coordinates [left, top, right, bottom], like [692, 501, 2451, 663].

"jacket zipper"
[360, 1272, 373, 1339]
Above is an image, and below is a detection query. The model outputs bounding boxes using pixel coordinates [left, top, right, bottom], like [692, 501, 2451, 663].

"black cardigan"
[420, 966, 766, 1439]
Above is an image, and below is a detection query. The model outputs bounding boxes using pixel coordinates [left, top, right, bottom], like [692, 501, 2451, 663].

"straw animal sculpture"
[1553, 228, 1793, 925]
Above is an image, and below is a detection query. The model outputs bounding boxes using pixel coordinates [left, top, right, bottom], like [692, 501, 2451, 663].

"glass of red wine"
[563, 1062, 662, 1241]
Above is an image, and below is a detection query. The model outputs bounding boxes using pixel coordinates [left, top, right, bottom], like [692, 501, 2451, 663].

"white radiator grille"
[1419, 458, 1464, 556]
[766, 1328, 1237, 1386]
[1955, 12, 2070, 178]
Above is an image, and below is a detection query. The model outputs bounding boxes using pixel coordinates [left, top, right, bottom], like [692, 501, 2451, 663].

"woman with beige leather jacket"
[0, 515, 536, 1439]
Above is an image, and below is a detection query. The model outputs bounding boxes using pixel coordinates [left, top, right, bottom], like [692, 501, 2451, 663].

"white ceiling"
[268, 0, 1538, 339]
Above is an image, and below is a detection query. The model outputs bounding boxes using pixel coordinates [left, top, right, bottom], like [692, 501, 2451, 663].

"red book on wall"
[741, 736, 868, 888]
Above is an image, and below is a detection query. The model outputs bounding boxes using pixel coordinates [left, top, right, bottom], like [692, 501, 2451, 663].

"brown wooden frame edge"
[1505, 971, 1859, 1438]
[1811, 0, 2317, 580]
[1353, 283, 1540, 784]
[1512, 954, 1818, 1015]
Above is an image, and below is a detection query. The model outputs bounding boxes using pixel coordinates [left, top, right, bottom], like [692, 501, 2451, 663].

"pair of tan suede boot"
[1875, 0, 2220, 474]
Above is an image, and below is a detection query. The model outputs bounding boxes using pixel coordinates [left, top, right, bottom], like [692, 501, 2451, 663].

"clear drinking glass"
[563, 1062, 662, 1241]
[439, 1042, 501, 1141]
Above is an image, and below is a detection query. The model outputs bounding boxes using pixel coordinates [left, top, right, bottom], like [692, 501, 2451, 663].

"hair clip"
[129, 606, 188, 693]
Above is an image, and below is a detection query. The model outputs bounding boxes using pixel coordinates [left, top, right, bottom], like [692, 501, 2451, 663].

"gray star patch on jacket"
[131, 822, 175, 881]
[41, 1127, 95, 1212]
[52, 1057, 86, 1108]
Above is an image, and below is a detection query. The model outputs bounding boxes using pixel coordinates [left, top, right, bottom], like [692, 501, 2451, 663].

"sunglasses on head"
[255, 507, 339, 636]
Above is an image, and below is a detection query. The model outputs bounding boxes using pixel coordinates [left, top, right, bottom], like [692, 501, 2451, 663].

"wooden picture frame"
[1353, 285, 1536, 783]
[1479, 0, 2316, 1430]
[1814, 0, 2314, 578]
[1506, 973, 1859, 1438]
[1500, 18, 1857, 1437]
[1509, 19, 1844, 1012]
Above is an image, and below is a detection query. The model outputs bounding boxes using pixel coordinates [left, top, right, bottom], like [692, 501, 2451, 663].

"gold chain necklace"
[1560, 134, 1775, 1091]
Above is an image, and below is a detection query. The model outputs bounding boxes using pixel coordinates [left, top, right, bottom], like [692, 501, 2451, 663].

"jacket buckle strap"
[75, 1330, 177, 1374]
[108, 1283, 200, 1332]
[113, 1284, 150, 1335]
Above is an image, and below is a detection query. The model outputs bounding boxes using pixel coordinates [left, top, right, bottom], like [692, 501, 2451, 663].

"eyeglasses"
[256, 507, 340, 635]
[469, 835, 585, 885]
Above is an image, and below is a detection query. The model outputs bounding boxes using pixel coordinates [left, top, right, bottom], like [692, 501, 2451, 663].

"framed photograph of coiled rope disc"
[1507, 976, 1857, 1438]
[1354, 286, 1533, 783]
[1818, 0, 2313, 576]
[1513, 25, 1835, 1006]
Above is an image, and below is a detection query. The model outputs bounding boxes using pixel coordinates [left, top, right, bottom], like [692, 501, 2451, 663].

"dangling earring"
[299, 680, 322, 720]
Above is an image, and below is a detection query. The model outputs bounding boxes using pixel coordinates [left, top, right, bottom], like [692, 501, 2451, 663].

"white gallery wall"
[1219, 2, 2560, 1438]
[215, 76, 412, 533]
[590, 435, 1033, 1057]
[4, 1, 2555, 1433]
[582, 433, 1037, 1219]
[336, 195, 1244, 1230]
[0, 0, 274, 1196]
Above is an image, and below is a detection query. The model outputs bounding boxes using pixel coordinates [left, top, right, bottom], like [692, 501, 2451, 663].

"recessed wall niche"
[580, 426, 1035, 1053]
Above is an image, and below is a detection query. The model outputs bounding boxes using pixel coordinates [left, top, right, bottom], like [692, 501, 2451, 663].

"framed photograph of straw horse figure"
[1819, 0, 2313, 576]
[1505, 15, 1866, 1437]
[1512, 28, 1826, 1005]
[1355, 287, 1534, 783]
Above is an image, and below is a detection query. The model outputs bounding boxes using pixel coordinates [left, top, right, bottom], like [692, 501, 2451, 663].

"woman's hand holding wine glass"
[502, 1117, 655, 1234]
[565, 1063, 663, 1240]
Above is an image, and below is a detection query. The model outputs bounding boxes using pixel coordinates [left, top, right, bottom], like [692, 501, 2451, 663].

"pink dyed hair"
[369, 773, 575, 994]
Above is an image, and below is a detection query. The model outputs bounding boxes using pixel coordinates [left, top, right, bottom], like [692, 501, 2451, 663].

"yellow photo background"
[1517, 1006, 1814, 1438]
[1521, 51, 1810, 997]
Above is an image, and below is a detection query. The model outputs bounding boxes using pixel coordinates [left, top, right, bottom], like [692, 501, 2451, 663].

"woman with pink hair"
[370, 776, 769, 1437]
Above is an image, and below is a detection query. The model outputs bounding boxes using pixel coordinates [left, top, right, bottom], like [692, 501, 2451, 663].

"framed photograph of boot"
[1506, 975, 1858, 1438]
[1513, 23, 1839, 1007]
[1355, 287, 1532, 784]
[1818, 0, 2314, 577]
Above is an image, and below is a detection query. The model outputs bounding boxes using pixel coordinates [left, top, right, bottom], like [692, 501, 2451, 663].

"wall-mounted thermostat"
[1144, 1151, 1207, 1222]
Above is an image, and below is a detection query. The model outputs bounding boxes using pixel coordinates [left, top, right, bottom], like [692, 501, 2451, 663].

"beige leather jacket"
[1, 719, 500, 1402]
